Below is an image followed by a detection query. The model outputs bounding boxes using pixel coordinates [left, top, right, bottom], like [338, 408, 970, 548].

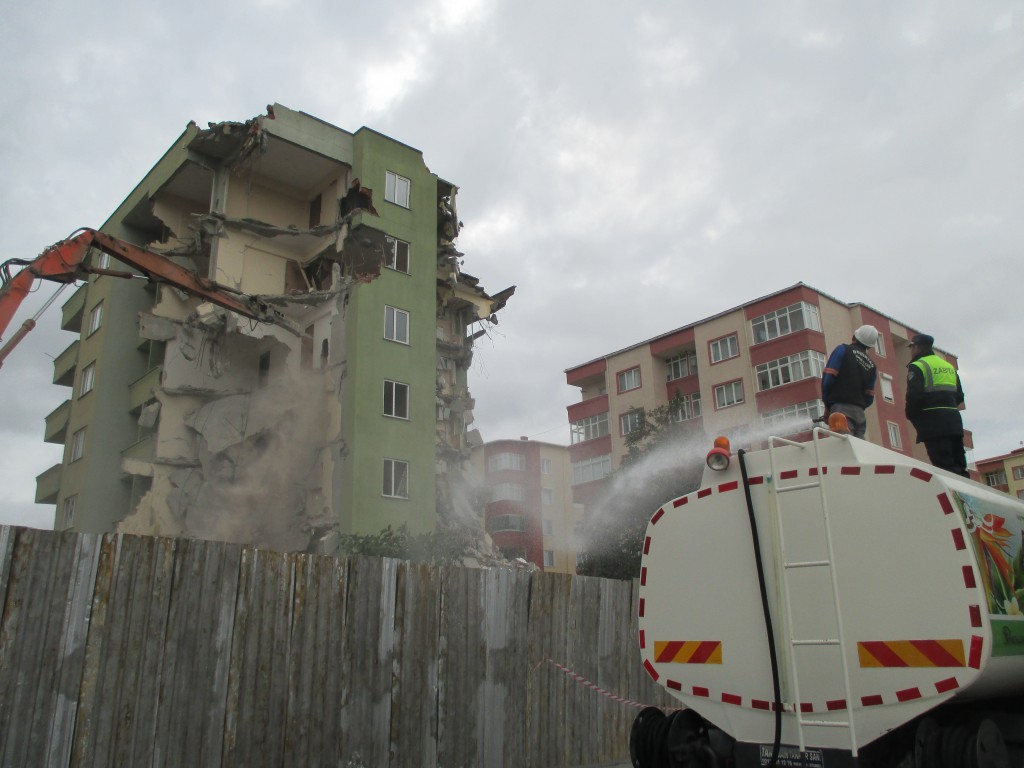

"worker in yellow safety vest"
[905, 333, 968, 477]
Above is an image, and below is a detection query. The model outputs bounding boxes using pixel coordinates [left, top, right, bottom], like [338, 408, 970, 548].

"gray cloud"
[2, 0, 1021, 525]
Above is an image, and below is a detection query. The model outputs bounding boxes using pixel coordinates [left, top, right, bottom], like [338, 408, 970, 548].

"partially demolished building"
[37, 104, 513, 552]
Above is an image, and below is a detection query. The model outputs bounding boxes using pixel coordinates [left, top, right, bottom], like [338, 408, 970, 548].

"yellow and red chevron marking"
[654, 640, 722, 664]
[858, 640, 966, 668]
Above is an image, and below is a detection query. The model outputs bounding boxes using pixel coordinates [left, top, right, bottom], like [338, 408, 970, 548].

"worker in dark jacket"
[821, 325, 879, 439]
[905, 333, 968, 477]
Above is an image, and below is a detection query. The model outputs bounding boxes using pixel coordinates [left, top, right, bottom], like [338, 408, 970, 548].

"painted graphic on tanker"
[953, 490, 1024, 657]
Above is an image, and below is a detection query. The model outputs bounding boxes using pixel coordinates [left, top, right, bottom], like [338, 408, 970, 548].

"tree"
[575, 394, 706, 580]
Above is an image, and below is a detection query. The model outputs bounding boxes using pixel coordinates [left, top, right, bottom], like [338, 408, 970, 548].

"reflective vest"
[911, 355, 959, 411]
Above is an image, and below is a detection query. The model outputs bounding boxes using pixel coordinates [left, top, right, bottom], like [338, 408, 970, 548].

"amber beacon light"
[705, 436, 731, 471]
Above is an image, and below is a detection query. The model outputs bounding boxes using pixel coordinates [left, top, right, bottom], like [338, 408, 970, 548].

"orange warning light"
[828, 412, 851, 434]
[706, 437, 731, 471]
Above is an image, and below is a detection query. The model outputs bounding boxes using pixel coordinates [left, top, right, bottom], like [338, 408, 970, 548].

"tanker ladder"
[767, 427, 859, 756]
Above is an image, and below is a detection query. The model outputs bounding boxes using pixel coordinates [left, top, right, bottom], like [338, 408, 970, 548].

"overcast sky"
[2, 0, 1022, 528]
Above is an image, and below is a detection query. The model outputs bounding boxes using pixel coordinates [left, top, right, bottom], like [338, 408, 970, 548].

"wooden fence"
[0, 527, 674, 767]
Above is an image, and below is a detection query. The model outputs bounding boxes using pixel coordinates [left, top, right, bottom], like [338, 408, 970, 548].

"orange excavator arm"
[0, 228, 299, 367]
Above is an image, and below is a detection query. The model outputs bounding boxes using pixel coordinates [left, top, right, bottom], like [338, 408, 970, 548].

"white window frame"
[985, 470, 1008, 487]
[670, 392, 702, 422]
[384, 305, 410, 344]
[541, 490, 554, 507]
[385, 171, 411, 208]
[382, 458, 409, 498]
[96, 252, 111, 270]
[570, 413, 609, 444]
[488, 452, 526, 472]
[492, 483, 526, 502]
[79, 362, 96, 397]
[385, 235, 411, 273]
[874, 334, 886, 357]
[887, 422, 904, 450]
[87, 302, 103, 336]
[489, 514, 526, 533]
[617, 367, 641, 393]
[541, 458, 552, 475]
[750, 302, 822, 345]
[543, 550, 555, 568]
[1012, 465, 1024, 481]
[70, 427, 86, 462]
[709, 334, 739, 364]
[666, 351, 697, 381]
[755, 350, 826, 392]
[714, 380, 744, 409]
[383, 379, 410, 419]
[620, 409, 644, 435]
[761, 400, 825, 431]
[572, 454, 612, 485]
[880, 373, 895, 403]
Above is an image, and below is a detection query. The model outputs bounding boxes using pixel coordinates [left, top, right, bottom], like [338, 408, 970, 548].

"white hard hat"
[854, 324, 879, 347]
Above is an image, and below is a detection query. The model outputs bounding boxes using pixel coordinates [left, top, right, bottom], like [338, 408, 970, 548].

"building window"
[570, 412, 609, 444]
[666, 351, 697, 381]
[670, 392, 702, 422]
[572, 453, 612, 485]
[755, 350, 826, 392]
[382, 458, 409, 498]
[714, 380, 744, 409]
[543, 550, 555, 567]
[383, 380, 410, 419]
[87, 302, 103, 336]
[985, 470, 1008, 487]
[762, 400, 825, 431]
[541, 458, 552, 475]
[385, 305, 410, 344]
[385, 171, 411, 208]
[1018, 490, 1024, 500]
[617, 367, 641, 393]
[709, 334, 739, 364]
[887, 422, 904, 450]
[750, 302, 822, 344]
[488, 452, 526, 472]
[542, 490, 554, 506]
[488, 514, 526, 533]
[620, 409, 645, 435]
[385, 236, 411, 273]
[492, 483, 525, 502]
[79, 362, 96, 397]
[62, 495, 77, 528]
[70, 428, 86, 462]
[96, 252, 111, 270]
[874, 334, 886, 357]
[880, 374, 895, 403]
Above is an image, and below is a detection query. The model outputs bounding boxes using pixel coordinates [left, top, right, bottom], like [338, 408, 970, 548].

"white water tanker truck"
[631, 426, 1024, 768]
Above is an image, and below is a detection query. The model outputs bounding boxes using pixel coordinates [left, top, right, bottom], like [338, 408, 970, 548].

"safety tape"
[537, 658, 667, 710]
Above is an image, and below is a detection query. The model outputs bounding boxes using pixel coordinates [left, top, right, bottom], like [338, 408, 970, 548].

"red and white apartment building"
[564, 283, 973, 508]
[975, 447, 1024, 501]
[471, 439, 583, 573]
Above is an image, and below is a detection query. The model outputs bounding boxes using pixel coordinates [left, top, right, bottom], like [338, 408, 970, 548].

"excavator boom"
[0, 228, 300, 366]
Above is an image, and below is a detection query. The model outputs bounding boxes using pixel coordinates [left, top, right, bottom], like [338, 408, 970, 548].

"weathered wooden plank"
[526, 569, 571, 768]
[437, 563, 486, 768]
[313, 553, 347, 765]
[389, 560, 441, 768]
[21, 531, 82, 766]
[340, 555, 397, 767]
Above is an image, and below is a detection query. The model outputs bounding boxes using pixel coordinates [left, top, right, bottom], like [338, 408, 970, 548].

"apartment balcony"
[121, 434, 155, 463]
[60, 284, 87, 333]
[128, 366, 161, 413]
[35, 463, 62, 504]
[53, 340, 79, 387]
[44, 399, 71, 444]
